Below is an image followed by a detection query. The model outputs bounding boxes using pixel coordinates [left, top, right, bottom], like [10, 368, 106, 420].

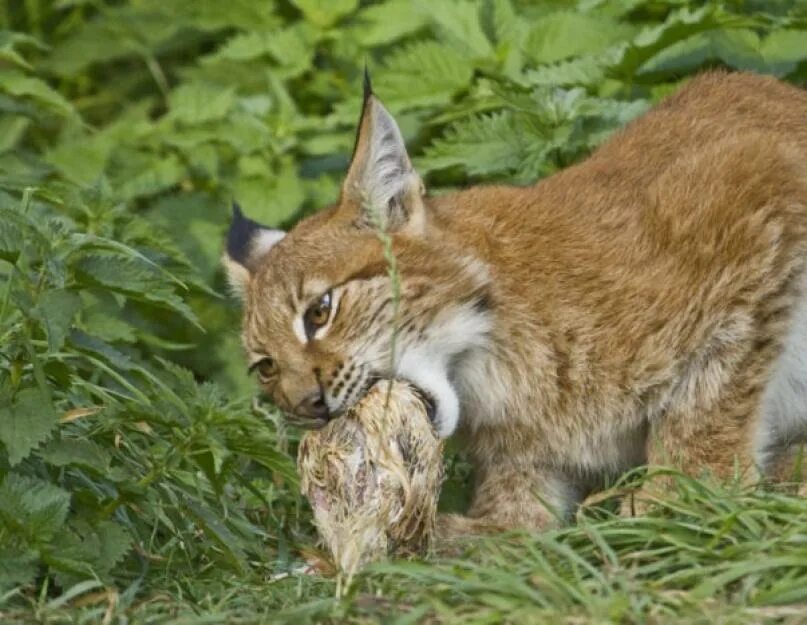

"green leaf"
[290, 0, 358, 28]
[352, 0, 428, 46]
[377, 41, 475, 109]
[71, 251, 198, 326]
[0, 207, 48, 265]
[420, 0, 494, 61]
[0, 69, 78, 118]
[612, 5, 750, 77]
[761, 29, 807, 76]
[0, 115, 30, 153]
[419, 111, 531, 177]
[0, 547, 38, 589]
[639, 29, 764, 76]
[183, 499, 247, 572]
[0, 472, 70, 539]
[33, 289, 82, 352]
[94, 521, 133, 574]
[523, 54, 610, 88]
[524, 11, 634, 65]
[0, 31, 47, 71]
[0, 388, 59, 466]
[168, 83, 236, 125]
[39, 438, 111, 472]
[234, 160, 305, 226]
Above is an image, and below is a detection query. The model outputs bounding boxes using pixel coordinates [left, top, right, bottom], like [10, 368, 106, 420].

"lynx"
[224, 71, 807, 535]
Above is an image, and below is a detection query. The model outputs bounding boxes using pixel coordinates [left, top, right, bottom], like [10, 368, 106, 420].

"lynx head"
[223, 73, 491, 437]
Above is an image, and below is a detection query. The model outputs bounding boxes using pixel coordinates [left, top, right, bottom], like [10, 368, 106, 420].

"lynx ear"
[222, 203, 285, 297]
[342, 71, 425, 232]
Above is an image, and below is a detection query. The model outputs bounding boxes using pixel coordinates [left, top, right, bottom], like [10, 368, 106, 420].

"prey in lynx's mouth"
[263, 373, 438, 431]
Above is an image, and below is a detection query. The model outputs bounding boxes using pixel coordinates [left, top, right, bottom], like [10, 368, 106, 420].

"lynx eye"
[250, 357, 277, 383]
[304, 290, 333, 339]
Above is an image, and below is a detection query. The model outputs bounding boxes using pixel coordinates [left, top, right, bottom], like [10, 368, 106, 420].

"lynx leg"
[435, 466, 580, 540]
[625, 325, 790, 516]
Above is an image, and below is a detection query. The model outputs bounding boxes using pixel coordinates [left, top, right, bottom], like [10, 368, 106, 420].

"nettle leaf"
[46, 519, 133, 584]
[113, 154, 185, 201]
[761, 29, 807, 76]
[639, 29, 765, 76]
[421, 0, 494, 61]
[234, 160, 305, 226]
[523, 54, 611, 88]
[487, 0, 530, 78]
[611, 5, 746, 77]
[352, 0, 428, 47]
[0, 547, 38, 589]
[39, 438, 111, 473]
[0, 388, 59, 466]
[419, 110, 532, 177]
[0, 115, 30, 153]
[225, 435, 299, 486]
[377, 41, 474, 109]
[290, 0, 358, 28]
[524, 11, 635, 65]
[33, 289, 82, 352]
[168, 83, 236, 125]
[71, 251, 198, 325]
[0, 31, 47, 71]
[0, 69, 78, 118]
[0, 207, 48, 264]
[0, 472, 70, 539]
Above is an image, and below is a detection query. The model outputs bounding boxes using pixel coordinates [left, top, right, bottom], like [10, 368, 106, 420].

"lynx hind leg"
[629, 280, 802, 514]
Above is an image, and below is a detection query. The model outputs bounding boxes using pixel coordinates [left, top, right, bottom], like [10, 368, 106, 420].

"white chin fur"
[397, 353, 459, 438]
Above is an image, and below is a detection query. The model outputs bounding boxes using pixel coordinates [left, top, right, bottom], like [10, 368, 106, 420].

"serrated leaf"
[0, 547, 38, 589]
[0, 69, 78, 118]
[377, 41, 474, 109]
[0, 31, 46, 71]
[639, 29, 764, 76]
[114, 153, 185, 200]
[225, 435, 299, 486]
[761, 29, 807, 76]
[168, 83, 236, 125]
[0, 115, 30, 152]
[39, 438, 111, 472]
[33, 289, 82, 352]
[0, 207, 48, 264]
[612, 5, 749, 77]
[94, 521, 133, 573]
[290, 0, 358, 28]
[183, 499, 247, 572]
[488, 0, 530, 78]
[420, 0, 494, 61]
[352, 0, 428, 46]
[524, 11, 634, 65]
[234, 160, 305, 226]
[419, 111, 531, 177]
[71, 252, 198, 326]
[0, 388, 59, 466]
[523, 54, 610, 88]
[0, 472, 70, 538]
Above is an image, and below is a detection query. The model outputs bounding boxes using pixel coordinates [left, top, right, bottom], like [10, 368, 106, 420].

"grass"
[4, 471, 807, 625]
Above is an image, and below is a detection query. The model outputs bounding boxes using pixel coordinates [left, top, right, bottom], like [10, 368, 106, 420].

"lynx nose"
[294, 391, 330, 421]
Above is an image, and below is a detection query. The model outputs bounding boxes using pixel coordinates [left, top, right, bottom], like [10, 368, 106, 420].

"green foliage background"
[1, 0, 806, 622]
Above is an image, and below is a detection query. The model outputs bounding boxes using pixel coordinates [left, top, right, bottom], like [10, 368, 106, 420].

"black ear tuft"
[227, 202, 264, 266]
[363, 64, 373, 104]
